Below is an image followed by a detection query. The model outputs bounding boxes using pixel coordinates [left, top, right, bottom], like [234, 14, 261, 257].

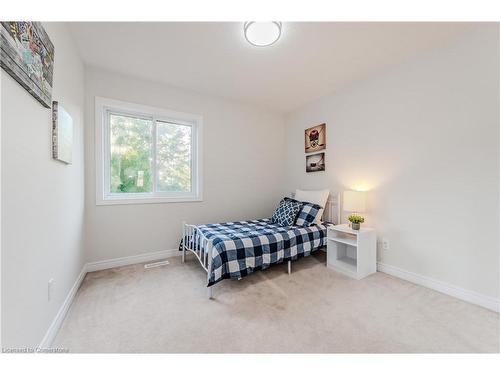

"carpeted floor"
[54, 252, 500, 353]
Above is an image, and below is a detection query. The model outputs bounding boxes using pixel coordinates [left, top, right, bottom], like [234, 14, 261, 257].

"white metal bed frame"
[181, 193, 341, 299]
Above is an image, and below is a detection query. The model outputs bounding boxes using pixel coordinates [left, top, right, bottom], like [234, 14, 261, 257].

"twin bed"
[181, 193, 340, 298]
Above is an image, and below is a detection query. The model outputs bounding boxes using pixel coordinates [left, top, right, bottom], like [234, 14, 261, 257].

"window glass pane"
[109, 113, 153, 194]
[157, 121, 192, 192]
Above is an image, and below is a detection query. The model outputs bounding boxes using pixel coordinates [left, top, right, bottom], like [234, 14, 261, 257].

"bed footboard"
[182, 221, 214, 298]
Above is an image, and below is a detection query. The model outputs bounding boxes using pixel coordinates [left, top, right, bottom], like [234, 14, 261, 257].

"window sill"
[96, 196, 203, 206]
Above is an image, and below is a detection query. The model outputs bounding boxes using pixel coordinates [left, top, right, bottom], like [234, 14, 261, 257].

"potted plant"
[348, 214, 365, 230]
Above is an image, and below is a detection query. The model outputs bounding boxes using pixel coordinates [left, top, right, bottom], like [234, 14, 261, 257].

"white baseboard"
[40, 249, 181, 348]
[39, 265, 87, 349]
[86, 249, 180, 272]
[377, 262, 500, 313]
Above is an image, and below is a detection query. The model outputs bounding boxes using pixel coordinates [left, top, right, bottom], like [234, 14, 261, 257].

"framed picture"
[52, 102, 73, 164]
[0, 22, 54, 108]
[304, 123, 326, 153]
[306, 152, 325, 173]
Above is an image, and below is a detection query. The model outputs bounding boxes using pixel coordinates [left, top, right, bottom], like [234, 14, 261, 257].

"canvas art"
[0, 22, 54, 108]
[306, 152, 325, 173]
[52, 102, 73, 164]
[304, 123, 326, 153]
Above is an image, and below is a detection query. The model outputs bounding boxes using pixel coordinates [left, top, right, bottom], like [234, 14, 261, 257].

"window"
[96, 97, 202, 205]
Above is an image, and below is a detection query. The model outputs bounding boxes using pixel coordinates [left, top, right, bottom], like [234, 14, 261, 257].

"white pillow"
[294, 189, 330, 223]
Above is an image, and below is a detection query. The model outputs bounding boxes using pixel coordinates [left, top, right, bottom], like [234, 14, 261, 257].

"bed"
[181, 193, 340, 298]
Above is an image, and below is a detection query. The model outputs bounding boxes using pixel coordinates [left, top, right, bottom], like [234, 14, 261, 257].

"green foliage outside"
[110, 114, 191, 194]
[157, 121, 191, 192]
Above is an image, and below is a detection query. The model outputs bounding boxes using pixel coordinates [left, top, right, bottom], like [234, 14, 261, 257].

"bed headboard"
[324, 192, 341, 225]
[290, 191, 341, 225]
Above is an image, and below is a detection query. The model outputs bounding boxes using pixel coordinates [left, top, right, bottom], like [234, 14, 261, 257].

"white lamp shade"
[343, 191, 366, 213]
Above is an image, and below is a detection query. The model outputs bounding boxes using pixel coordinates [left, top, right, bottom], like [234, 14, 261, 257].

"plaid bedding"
[183, 218, 327, 286]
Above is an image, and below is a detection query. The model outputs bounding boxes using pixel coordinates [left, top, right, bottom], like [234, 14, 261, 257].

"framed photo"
[306, 152, 325, 173]
[52, 101, 73, 164]
[304, 123, 326, 153]
[0, 22, 54, 108]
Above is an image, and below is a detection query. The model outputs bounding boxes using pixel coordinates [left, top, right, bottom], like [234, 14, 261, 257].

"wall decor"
[0, 22, 54, 108]
[304, 123, 326, 153]
[306, 152, 325, 173]
[52, 101, 73, 164]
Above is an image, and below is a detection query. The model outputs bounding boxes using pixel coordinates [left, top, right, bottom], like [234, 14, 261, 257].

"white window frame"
[95, 96, 203, 205]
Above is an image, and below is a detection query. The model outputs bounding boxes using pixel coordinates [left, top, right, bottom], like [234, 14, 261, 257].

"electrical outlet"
[48, 278, 55, 301]
[382, 238, 390, 251]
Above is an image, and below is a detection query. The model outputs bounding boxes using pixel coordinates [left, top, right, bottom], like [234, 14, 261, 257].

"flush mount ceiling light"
[244, 22, 282, 47]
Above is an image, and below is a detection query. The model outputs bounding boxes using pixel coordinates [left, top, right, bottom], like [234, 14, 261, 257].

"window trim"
[95, 96, 203, 205]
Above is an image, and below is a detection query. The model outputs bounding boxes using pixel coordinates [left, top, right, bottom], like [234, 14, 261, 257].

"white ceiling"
[69, 22, 474, 113]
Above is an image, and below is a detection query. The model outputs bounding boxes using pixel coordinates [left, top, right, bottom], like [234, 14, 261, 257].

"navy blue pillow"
[295, 201, 322, 226]
[272, 198, 303, 226]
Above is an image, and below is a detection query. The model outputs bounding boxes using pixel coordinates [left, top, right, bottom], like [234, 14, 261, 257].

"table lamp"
[343, 190, 366, 224]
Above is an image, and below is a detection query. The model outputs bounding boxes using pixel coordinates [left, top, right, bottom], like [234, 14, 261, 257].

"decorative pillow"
[294, 189, 330, 223]
[295, 202, 323, 226]
[271, 198, 303, 227]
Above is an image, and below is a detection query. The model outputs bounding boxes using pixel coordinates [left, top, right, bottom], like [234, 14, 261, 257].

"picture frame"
[304, 123, 326, 153]
[0, 22, 54, 108]
[306, 152, 325, 173]
[52, 101, 73, 164]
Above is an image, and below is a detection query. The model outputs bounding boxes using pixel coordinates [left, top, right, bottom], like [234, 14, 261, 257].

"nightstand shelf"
[335, 256, 357, 272]
[328, 235, 357, 247]
[327, 224, 376, 280]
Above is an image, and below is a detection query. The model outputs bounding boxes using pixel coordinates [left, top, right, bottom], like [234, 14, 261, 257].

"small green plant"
[348, 214, 365, 224]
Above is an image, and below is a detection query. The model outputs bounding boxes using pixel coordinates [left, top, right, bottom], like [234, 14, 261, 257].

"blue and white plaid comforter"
[185, 218, 327, 286]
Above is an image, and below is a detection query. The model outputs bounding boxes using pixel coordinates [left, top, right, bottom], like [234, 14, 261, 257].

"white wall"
[1, 23, 497, 348]
[498, 25, 500, 307]
[285, 25, 500, 301]
[84, 68, 285, 263]
[1, 23, 85, 347]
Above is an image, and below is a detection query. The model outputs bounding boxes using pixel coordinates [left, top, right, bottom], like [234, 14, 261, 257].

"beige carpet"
[54, 252, 500, 353]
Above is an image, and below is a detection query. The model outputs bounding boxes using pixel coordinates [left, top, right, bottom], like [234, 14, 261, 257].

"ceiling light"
[244, 22, 282, 47]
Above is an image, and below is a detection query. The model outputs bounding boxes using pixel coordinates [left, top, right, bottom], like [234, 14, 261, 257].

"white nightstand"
[326, 224, 377, 280]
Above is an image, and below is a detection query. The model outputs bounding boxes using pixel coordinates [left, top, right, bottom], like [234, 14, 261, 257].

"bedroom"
[0, 1, 499, 373]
